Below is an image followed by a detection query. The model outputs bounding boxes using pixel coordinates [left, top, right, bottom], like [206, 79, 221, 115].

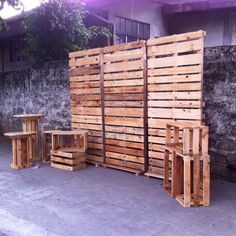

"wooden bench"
[4, 132, 36, 169]
[163, 122, 210, 208]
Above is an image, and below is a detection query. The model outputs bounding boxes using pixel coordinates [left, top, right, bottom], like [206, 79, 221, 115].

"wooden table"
[4, 132, 36, 169]
[14, 114, 45, 161]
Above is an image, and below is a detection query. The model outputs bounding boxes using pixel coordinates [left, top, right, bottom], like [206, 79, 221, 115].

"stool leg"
[184, 157, 191, 208]
[42, 133, 46, 162]
[16, 138, 22, 168]
[11, 138, 18, 169]
[164, 149, 170, 192]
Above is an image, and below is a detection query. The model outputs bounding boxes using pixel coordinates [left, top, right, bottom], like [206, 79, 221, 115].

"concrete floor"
[0, 138, 236, 236]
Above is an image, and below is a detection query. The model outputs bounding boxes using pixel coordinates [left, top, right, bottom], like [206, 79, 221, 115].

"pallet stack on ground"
[69, 48, 104, 166]
[103, 41, 147, 175]
[145, 31, 205, 179]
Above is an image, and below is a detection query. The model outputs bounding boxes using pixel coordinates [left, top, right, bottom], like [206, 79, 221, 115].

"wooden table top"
[14, 114, 45, 119]
[4, 131, 36, 138]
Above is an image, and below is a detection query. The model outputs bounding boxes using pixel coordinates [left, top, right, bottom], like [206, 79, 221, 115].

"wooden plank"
[69, 48, 101, 58]
[148, 74, 201, 84]
[103, 48, 143, 62]
[148, 39, 202, 57]
[147, 30, 205, 46]
[104, 60, 143, 73]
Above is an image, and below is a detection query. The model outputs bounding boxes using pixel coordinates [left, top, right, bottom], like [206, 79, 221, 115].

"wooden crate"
[69, 48, 103, 166]
[51, 150, 86, 171]
[103, 41, 147, 175]
[50, 131, 88, 171]
[164, 121, 210, 207]
[146, 31, 205, 179]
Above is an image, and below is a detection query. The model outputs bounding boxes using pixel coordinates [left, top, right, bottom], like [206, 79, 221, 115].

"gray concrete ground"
[0, 138, 236, 236]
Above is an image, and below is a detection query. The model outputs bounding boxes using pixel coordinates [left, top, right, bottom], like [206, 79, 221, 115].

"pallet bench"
[163, 121, 210, 208]
[4, 132, 36, 169]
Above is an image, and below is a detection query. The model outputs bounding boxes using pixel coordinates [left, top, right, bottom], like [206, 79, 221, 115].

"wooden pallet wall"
[68, 30, 205, 178]
[69, 48, 104, 165]
[145, 31, 205, 178]
[102, 41, 147, 175]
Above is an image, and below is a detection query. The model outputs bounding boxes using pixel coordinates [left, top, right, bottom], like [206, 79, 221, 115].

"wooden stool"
[50, 130, 88, 171]
[4, 132, 36, 169]
[163, 122, 210, 208]
[42, 130, 60, 163]
[14, 114, 44, 161]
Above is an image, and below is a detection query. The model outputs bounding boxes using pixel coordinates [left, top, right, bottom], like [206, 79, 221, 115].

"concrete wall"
[106, 0, 168, 38]
[169, 10, 236, 47]
[204, 46, 236, 182]
[0, 61, 70, 134]
[0, 47, 235, 181]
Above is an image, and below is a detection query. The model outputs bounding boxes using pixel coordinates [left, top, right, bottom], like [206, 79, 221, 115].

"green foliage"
[23, 0, 110, 62]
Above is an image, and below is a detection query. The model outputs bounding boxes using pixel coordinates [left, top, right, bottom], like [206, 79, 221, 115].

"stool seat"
[4, 131, 36, 138]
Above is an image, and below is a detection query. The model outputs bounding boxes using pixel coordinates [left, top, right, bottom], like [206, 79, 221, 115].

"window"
[115, 17, 150, 44]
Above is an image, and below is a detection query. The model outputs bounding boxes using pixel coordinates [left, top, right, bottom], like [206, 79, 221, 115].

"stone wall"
[0, 61, 71, 134]
[0, 47, 235, 181]
[204, 46, 236, 182]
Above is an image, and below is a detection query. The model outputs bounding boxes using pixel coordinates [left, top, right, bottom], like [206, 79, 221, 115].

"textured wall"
[0, 61, 71, 134]
[0, 48, 235, 181]
[204, 46, 236, 181]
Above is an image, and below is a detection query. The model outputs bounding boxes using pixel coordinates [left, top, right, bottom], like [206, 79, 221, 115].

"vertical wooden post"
[164, 149, 170, 191]
[99, 48, 106, 164]
[171, 151, 177, 198]
[183, 128, 190, 155]
[184, 156, 191, 208]
[143, 41, 149, 172]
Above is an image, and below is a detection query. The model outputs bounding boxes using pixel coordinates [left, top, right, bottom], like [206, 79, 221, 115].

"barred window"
[115, 17, 150, 44]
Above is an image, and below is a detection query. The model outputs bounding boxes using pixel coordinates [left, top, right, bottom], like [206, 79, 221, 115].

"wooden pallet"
[147, 31, 205, 178]
[69, 48, 104, 166]
[103, 41, 147, 173]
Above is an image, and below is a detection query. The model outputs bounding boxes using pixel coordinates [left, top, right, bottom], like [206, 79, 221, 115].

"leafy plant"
[23, 0, 110, 62]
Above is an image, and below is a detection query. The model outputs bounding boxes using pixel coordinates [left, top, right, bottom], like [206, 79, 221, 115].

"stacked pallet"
[103, 41, 147, 175]
[69, 48, 103, 166]
[146, 31, 205, 178]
